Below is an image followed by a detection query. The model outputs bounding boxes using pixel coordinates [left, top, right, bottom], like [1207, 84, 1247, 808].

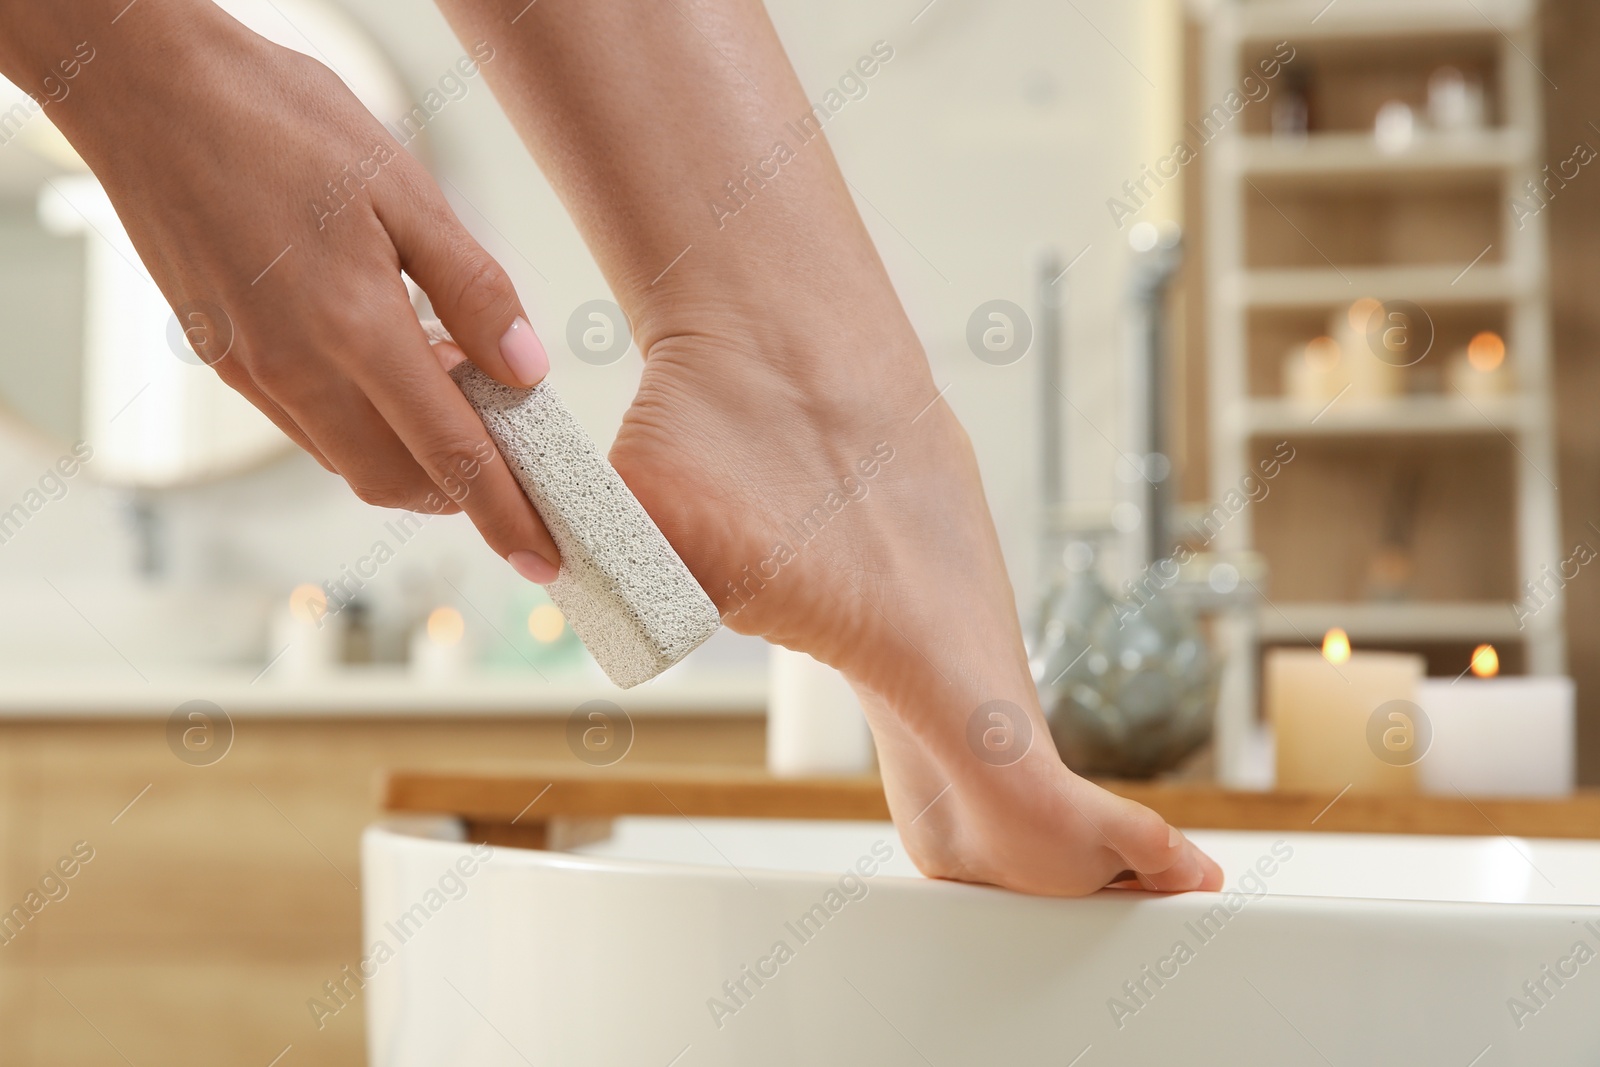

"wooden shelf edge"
[381, 765, 1600, 842]
[1230, 0, 1533, 42]
[1115, 781, 1600, 840]
[381, 764, 893, 823]
[1232, 131, 1532, 180]
[1235, 396, 1534, 438]
[1254, 601, 1526, 642]
[1235, 263, 1528, 308]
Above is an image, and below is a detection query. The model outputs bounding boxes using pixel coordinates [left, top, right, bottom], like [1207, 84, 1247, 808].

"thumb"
[378, 184, 549, 389]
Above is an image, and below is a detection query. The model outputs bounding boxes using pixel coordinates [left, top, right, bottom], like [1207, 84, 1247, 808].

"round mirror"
[0, 0, 412, 486]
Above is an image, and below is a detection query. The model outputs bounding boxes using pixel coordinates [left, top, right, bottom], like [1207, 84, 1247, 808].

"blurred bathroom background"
[2, 0, 1598, 1062]
[0, 0, 1177, 690]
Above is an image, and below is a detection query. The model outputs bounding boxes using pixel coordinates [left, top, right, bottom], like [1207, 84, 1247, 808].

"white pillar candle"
[266, 584, 342, 682]
[1283, 336, 1349, 406]
[767, 646, 874, 777]
[409, 607, 470, 683]
[1266, 644, 1424, 793]
[1334, 299, 1404, 400]
[1416, 677, 1574, 797]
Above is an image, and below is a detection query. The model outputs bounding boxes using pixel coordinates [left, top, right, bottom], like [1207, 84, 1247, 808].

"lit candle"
[1286, 299, 1411, 406]
[528, 603, 566, 645]
[1266, 631, 1425, 793]
[1416, 646, 1574, 797]
[1448, 331, 1513, 398]
[266, 583, 342, 681]
[409, 606, 469, 682]
[1334, 297, 1403, 400]
[1283, 335, 1348, 406]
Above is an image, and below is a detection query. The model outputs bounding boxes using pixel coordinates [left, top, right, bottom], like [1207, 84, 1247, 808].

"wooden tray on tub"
[380, 764, 1600, 849]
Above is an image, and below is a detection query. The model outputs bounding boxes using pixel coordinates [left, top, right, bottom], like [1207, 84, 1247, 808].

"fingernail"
[1168, 825, 1182, 850]
[508, 549, 559, 584]
[499, 316, 548, 387]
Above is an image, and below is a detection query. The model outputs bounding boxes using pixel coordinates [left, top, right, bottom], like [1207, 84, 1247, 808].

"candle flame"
[1348, 297, 1382, 332]
[528, 604, 566, 644]
[1470, 643, 1500, 678]
[289, 583, 327, 626]
[1467, 332, 1506, 372]
[427, 606, 465, 646]
[1322, 628, 1351, 665]
[1304, 335, 1342, 372]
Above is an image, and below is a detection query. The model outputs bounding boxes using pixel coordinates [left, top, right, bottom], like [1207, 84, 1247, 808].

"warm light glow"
[427, 607, 465, 646]
[528, 604, 566, 644]
[1348, 297, 1383, 332]
[1470, 643, 1500, 678]
[1304, 335, 1342, 372]
[1467, 331, 1506, 372]
[1322, 628, 1352, 665]
[288, 583, 327, 626]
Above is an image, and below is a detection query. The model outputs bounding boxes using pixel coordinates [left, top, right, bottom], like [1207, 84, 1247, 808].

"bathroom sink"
[363, 817, 1600, 1065]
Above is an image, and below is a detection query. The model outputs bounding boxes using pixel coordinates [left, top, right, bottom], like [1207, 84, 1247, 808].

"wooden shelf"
[1235, 263, 1524, 308]
[382, 763, 1600, 842]
[385, 764, 892, 825]
[1235, 394, 1534, 437]
[1124, 781, 1600, 840]
[1254, 600, 1524, 643]
[385, 764, 890, 849]
[1233, 0, 1533, 42]
[1232, 130, 1531, 184]
[1202, 0, 1563, 780]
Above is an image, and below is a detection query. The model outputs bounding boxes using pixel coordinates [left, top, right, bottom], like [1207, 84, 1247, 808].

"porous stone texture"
[446, 355, 720, 688]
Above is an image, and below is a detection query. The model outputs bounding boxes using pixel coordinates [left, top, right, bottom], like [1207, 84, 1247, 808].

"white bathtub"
[362, 817, 1600, 1065]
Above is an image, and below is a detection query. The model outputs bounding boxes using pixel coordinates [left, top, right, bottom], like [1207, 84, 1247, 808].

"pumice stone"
[434, 323, 721, 687]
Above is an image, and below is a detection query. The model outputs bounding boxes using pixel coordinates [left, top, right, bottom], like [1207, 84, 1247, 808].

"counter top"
[0, 664, 767, 718]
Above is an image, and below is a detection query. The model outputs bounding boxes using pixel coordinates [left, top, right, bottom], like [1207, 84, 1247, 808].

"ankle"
[632, 275, 931, 386]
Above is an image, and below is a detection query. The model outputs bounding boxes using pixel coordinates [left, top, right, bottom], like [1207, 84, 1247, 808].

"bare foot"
[610, 311, 1223, 897]
[414, 0, 1219, 895]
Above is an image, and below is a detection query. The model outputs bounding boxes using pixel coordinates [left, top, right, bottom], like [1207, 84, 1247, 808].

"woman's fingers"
[428, 339, 469, 373]
[378, 185, 549, 389]
[341, 295, 562, 580]
[315, 402, 443, 511]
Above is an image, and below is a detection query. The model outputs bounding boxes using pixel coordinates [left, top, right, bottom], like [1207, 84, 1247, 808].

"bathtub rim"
[363, 816, 1600, 917]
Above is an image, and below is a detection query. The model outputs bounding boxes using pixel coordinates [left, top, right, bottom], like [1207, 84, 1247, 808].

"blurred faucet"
[122, 488, 166, 579]
[1036, 250, 1068, 578]
[1124, 222, 1183, 574]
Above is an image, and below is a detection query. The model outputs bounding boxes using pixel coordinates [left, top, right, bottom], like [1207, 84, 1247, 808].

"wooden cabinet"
[0, 715, 763, 1066]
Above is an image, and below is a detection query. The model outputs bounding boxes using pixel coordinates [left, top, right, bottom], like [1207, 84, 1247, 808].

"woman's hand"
[0, 0, 560, 582]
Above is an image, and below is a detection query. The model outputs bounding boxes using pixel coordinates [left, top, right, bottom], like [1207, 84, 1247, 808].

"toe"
[1193, 842, 1226, 891]
[1070, 781, 1224, 893]
[1085, 787, 1183, 875]
[1137, 835, 1212, 893]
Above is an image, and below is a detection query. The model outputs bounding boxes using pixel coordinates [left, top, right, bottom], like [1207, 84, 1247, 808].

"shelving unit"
[1197, 0, 1564, 780]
